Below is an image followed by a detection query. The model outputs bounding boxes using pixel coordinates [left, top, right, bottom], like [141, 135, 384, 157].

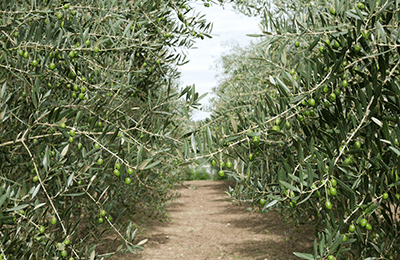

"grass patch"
[182, 167, 211, 180]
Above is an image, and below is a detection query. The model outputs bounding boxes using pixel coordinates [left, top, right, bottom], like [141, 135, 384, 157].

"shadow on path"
[109, 180, 314, 260]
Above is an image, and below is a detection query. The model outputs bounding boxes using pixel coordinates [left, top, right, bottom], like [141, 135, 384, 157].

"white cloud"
[179, 2, 261, 120]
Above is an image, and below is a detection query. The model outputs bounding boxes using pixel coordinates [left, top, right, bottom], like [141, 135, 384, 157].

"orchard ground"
[105, 180, 314, 259]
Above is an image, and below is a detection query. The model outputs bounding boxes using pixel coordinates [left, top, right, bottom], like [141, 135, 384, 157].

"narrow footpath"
[115, 180, 314, 260]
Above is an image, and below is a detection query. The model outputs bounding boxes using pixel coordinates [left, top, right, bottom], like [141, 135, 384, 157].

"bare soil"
[111, 180, 315, 260]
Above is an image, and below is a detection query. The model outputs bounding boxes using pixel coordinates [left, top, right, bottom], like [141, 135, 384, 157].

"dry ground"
[110, 180, 314, 260]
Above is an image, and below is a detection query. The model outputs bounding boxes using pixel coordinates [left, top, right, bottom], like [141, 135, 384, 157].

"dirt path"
[113, 180, 314, 260]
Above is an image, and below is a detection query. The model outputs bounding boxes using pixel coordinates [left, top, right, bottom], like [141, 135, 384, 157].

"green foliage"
[182, 166, 210, 180]
[193, 0, 400, 258]
[0, 0, 211, 258]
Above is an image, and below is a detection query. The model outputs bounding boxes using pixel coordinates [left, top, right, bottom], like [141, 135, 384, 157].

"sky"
[178, 2, 261, 121]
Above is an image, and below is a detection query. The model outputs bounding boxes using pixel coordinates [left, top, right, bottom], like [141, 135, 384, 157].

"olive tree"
[191, 0, 400, 258]
[0, 0, 211, 258]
